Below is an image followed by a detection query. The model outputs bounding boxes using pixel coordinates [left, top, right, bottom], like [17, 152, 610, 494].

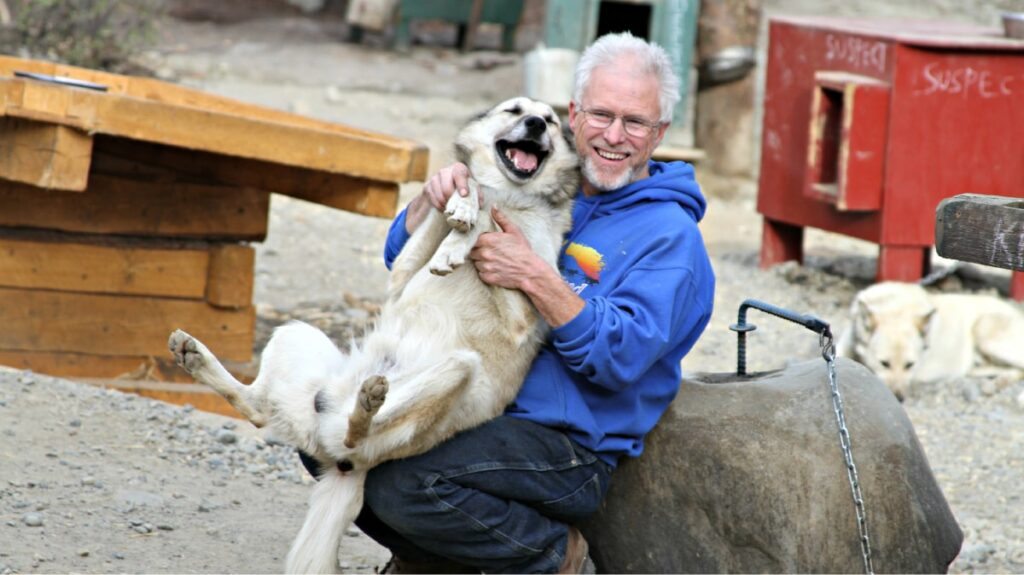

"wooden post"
[935, 194, 1024, 300]
[461, 0, 484, 52]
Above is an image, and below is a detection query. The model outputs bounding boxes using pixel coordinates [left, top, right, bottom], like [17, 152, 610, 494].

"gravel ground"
[3, 257, 1023, 574]
[3, 5, 1024, 574]
[0, 367, 389, 574]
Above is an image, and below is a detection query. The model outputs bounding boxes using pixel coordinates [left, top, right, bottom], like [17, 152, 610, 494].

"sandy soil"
[2, 4, 1024, 574]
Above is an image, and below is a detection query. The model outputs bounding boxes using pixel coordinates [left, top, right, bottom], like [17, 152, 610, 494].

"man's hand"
[406, 163, 479, 233]
[470, 208, 541, 290]
[471, 208, 585, 327]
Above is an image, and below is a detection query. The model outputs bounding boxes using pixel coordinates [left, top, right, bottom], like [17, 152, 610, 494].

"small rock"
[22, 513, 43, 527]
[77, 548, 89, 557]
[962, 381, 981, 403]
[215, 429, 237, 445]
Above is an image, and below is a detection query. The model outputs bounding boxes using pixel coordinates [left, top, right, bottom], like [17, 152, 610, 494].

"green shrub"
[7, 0, 162, 73]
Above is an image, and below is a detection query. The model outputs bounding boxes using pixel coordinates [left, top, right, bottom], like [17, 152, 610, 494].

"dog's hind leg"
[344, 375, 388, 448]
[168, 330, 268, 427]
[359, 350, 486, 461]
[285, 468, 366, 574]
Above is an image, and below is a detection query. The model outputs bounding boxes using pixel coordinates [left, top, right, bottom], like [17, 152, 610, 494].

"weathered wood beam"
[935, 194, 1024, 272]
[0, 350, 256, 385]
[0, 77, 429, 184]
[92, 137, 401, 218]
[74, 378, 248, 419]
[0, 117, 92, 190]
[0, 287, 254, 361]
[0, 233, 253, 307]
[0, 175, 270, 240]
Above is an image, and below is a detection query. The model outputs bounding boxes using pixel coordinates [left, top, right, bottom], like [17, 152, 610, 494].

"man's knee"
[364, 458, 428, 524]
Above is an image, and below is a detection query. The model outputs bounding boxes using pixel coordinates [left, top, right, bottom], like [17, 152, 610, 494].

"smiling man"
[313, 32, 715, 574]
[570, 49, 669, 194]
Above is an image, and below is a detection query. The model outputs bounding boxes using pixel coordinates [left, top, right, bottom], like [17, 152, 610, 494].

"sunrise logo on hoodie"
[564, 242, 605, 284]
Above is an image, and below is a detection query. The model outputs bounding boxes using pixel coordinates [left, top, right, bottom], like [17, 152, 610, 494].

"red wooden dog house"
[756, 16, 1024, 298]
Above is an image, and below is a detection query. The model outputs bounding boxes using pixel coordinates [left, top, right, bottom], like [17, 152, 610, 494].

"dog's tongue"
[510, 148, 538, 172]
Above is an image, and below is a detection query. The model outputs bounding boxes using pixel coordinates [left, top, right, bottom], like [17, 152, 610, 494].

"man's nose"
[602, 117, 627, 145]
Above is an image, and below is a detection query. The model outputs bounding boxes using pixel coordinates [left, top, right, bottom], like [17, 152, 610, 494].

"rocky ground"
[2, 3, 1024, 574]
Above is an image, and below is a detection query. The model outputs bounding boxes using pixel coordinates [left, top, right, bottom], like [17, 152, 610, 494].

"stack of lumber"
[0, 56, 428, 415]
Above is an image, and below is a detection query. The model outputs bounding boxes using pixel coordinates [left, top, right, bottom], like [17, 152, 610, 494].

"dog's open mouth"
[496, 139, 548, 180]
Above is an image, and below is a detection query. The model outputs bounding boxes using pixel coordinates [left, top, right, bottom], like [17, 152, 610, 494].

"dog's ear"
[855, 298, 877, 332]
[561, 118, 575, 149]
[454, 141, 471, 166]
[466, 108, 490, 124]
[915, 306, 937, 335]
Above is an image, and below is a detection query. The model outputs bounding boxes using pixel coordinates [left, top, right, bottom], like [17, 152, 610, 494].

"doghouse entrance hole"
[811, 86, 844, 197]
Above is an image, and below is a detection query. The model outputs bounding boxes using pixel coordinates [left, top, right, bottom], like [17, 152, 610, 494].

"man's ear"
[651, 121, 671, 149]
[564, 101, 580, 147]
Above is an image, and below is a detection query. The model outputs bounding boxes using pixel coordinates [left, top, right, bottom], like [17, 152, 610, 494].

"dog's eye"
[505, 106, 523, 115]
[880, 360, 891, 368]
[904, 361, 915, 370]
[544, 114, 556, 125]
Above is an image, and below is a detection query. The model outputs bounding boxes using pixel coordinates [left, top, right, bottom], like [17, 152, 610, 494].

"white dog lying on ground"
[838, 281, 1024, 402]
[168, 97, 578, 573]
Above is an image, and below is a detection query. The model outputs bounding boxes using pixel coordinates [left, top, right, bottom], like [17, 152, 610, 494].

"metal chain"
[820, 328, 874, 575]
[730, 300, 875, 573]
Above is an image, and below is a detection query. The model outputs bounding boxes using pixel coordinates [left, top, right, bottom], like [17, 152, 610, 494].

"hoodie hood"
[566, 161, 705, 246]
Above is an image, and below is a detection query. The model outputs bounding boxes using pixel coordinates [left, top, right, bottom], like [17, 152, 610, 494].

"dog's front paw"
[445, 194, 477, 233]
[168, 329, 212, 375]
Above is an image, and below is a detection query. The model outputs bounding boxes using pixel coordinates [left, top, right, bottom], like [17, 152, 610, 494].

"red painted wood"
[757, 16, 1024, 291]
[1011, 272, 1024, 301]
[759, 218, 804, 268]
[876, 245, 930, 282]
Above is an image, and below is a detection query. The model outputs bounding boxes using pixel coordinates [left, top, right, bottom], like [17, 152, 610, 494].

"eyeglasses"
[578, 107, 661, 138]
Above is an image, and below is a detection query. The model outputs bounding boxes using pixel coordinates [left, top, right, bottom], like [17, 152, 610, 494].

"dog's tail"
[285, 468, 366, 574]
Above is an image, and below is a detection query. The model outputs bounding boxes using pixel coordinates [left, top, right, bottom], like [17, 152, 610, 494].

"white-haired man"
[304, 32, 715, 573]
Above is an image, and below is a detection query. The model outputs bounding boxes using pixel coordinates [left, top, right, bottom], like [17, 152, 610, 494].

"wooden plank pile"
[0, 56, 429, 415]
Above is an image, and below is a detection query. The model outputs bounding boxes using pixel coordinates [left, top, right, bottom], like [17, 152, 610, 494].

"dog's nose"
[524, 115, 546, 137]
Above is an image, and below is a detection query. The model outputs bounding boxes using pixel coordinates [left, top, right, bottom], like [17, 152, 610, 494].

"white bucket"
[523, 45, 580, 110]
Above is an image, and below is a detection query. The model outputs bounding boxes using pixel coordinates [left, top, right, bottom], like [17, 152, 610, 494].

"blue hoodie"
[383, 161, 715, 467]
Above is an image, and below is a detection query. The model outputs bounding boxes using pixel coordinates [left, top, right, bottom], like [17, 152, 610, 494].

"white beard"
[581, 155, 638, 192]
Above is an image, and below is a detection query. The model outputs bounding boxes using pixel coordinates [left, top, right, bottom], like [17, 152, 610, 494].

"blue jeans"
[301, 416, 613, 573]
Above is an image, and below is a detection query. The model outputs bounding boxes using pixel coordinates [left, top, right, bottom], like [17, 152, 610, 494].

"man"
[319, 32, 714, 573]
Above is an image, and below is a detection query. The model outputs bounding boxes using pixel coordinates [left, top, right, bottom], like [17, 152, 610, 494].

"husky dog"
[167, 97, 578, 574]
[837, 281, 1024, 401]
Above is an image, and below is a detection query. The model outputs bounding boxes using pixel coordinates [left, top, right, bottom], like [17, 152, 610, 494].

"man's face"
[569, 59, 669, 194]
